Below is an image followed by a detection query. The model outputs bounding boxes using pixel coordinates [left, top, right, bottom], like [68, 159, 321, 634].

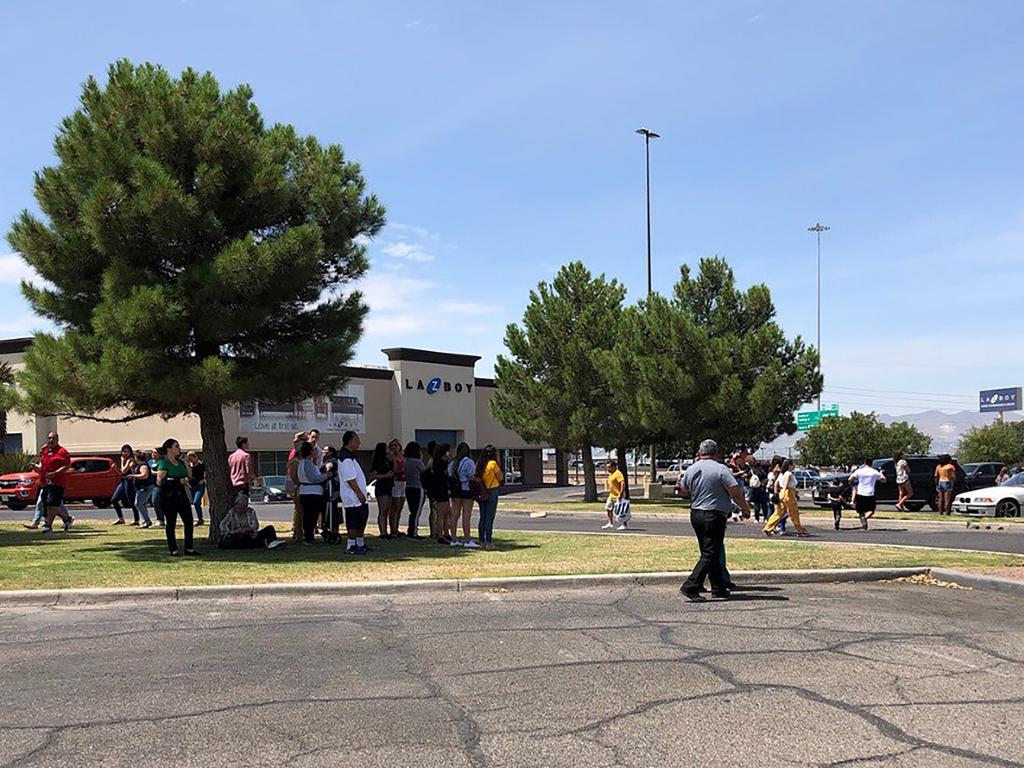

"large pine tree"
[6, 61, 385, 535]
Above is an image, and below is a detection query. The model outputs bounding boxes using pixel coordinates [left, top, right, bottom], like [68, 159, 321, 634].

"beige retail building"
[0, 340, 544, 485]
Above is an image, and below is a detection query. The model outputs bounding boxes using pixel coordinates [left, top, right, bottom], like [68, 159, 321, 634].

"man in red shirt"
[227, 435, 256, 501]
[36, 431, 74, 532]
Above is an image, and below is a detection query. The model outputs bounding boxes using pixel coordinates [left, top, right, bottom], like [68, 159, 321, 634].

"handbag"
[469, 477, 489, 503]
[612, 497, 632, 523]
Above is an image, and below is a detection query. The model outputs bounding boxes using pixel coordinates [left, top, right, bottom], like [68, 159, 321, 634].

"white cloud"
[404, 20, 422, 28]
[439, 300, 500, 316]
[382, 242, 435, 262]
[746, 13, 764, 23]
[0, 253, 39, 285]
[358, 272, 434, 313]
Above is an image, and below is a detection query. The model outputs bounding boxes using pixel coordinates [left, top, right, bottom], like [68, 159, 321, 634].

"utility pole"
[636, 127, 660, 483]
[808, 222, 829, 413]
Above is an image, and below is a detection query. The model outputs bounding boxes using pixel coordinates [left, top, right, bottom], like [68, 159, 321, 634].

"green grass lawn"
[2, 521, 1021, 591]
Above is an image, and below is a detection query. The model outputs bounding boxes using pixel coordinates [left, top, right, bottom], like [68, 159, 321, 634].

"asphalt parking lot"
[2, 581, 1022, 767]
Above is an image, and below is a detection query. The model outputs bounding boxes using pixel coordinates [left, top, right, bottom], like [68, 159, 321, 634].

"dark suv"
[962, 462, 1004, 490]
[812, 456, 969, 512]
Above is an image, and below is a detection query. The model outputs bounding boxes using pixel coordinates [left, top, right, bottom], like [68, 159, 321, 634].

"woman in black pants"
[296, 440, 329, 544]
[402, 441, 425, 538]
[155, 438, 197, 556]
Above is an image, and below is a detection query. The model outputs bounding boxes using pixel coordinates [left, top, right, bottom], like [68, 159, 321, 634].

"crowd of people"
[282, 430, 505, 554]
[23, 429, 507, 557]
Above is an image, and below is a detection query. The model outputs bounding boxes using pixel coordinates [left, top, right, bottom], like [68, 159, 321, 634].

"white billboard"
[238, 384, 365, 434]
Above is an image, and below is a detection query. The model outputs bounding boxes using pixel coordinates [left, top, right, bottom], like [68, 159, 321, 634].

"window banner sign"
[979, 387, 1022, 413]
[238, 384, 365, 433]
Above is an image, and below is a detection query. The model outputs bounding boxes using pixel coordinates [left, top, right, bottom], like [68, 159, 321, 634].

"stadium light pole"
[808, 222, 830, 413]
[636, 128, 660, 482]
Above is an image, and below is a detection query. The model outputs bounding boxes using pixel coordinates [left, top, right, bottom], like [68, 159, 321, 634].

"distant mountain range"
[758, 410, 1022, 459]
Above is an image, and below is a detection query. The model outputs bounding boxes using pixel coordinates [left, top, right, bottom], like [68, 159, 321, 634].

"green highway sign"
[796, 404, 839, 431]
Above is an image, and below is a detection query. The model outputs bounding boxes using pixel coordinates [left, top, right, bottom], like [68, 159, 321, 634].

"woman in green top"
[156, 438, 197, 556]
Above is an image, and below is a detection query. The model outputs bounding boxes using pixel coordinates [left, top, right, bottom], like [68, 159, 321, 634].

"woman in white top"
[447, 442, 479, 548]
[296, 440, 329, 545]
[763, 459, 808, 536]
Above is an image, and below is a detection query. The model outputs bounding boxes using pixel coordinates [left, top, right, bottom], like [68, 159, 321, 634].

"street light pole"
[808, 222, 829, 413]
[636, 128, 660, 482]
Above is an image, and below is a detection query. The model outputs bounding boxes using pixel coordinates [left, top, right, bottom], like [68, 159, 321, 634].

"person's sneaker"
[196, 519, 205, 526]
[834, 521, 841, 530]
[129, 521, 139, 526]
[344, 547, 358, 555]
[41, 526, 53, 534]
[142, 521, 152, 529]
[113, 519, 125, 525]
[267, 539, 286, 550]
[711, 591, 731, 600]
[449, 540, 463, 548]
[169, 550, 180, 557]
[63, 516, 75, 531]
[616, 524, 628, 531]
[184, 549, 201, 556]
[463, 540, 480, 549]
[355, 545, 370, 555]
[601, 522, 614, 530]
[23, 523, 38, 529]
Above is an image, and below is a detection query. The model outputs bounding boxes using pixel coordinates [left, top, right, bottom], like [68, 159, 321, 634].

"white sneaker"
[449, 540, 463, 548]
[616, 524, 628, 531]
[601, 523, 614, 529]
[463, 540, 480, 549]
[63, 516, 75, 531]
[267, 539, 286, 550]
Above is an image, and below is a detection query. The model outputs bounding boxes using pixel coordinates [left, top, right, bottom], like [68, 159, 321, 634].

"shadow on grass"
[0, 527, 111, 548]
[72, 532, 540, 567]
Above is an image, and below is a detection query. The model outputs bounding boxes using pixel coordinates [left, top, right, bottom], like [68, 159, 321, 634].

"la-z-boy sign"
[405, 376, 474, 395]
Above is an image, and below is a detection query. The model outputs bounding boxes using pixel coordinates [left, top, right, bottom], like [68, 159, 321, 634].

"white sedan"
[952, 472, 1024, 518]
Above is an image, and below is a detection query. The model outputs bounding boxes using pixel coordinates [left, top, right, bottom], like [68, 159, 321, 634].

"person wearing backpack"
[475, 445, 503, 550]
[448, 442, 479, 549]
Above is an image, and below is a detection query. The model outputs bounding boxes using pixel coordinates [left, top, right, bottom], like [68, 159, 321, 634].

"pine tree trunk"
[198, 400, 230, 543]
[581, 446, 598, 502]
[555, 449, 568, 486]
[616, 444, 629, 499]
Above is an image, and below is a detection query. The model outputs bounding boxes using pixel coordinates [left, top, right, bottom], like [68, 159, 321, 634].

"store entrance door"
[415, 430, 458, 450]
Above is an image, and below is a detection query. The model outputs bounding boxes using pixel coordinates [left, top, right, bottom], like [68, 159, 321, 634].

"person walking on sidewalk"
[603, 459, 625, 530]
[849, 458, 887, 529]
[894, 451, 913, 512]
[763, 459, 808, 536]
[678, 439, 751, 602]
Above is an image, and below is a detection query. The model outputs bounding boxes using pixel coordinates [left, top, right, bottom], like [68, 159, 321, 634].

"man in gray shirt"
[678, 439, 751, 602]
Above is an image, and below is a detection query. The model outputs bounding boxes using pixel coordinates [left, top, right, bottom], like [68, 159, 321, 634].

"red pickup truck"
[0, 456, 122, 511]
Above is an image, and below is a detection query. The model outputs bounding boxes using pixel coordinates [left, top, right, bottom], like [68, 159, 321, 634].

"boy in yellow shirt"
[603, 459, 625, 530]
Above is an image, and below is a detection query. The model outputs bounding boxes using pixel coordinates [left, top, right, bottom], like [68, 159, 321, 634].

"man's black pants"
[681, 508, 729, 595]
[300, 494, 325, 544]
[219, 526, 278, 549]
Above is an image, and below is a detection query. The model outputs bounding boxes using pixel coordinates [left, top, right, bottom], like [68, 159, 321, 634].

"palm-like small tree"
[0, 361, 14, 454]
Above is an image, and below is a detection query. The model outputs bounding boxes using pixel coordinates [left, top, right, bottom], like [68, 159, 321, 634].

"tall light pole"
[636, 128, 659, 482]
[808, 222, 829, 413]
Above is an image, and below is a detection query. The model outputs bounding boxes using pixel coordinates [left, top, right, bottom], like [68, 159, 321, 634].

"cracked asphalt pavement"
[1, 582, 1022, 767]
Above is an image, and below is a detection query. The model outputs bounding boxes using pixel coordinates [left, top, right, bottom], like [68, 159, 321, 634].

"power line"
[825, 384, 975, 400]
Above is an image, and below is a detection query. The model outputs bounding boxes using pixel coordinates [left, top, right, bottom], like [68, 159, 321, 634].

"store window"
[256, 451, 291, 478]
[501, 449, 524, 485]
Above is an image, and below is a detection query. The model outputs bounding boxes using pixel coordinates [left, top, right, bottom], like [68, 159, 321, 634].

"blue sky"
[2, 1, 1022, 415]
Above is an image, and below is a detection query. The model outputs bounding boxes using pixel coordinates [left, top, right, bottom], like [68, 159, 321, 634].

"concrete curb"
[929, 568, 1024, 597]
[0, 567, 932, 607]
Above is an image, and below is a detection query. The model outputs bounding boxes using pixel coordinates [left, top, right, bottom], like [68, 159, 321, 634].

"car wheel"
[905, 502, 924, 512]
[93, 498, 111, 509]
[995, 498, 1020, 518]
[5, 500, 27, 511]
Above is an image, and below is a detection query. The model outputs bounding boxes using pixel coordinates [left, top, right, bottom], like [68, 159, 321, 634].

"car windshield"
[1003, 472, 1024, 488]
[963, 463, 985, 474]
[264, 475, 287, 490]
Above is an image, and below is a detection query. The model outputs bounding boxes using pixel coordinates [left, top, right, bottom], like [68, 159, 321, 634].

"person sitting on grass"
[218, 493, 287, 550]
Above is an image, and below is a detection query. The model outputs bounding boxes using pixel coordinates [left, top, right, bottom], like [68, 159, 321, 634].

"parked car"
[256, 475, 290, 503]
[659, 463, 684, 485]
[952, 471, 1024, 518]
[962, 462, 1005, 490]
[812, 455, 968, 512]
[0, 456, 121, 511]
[793, 468, 820, 489]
